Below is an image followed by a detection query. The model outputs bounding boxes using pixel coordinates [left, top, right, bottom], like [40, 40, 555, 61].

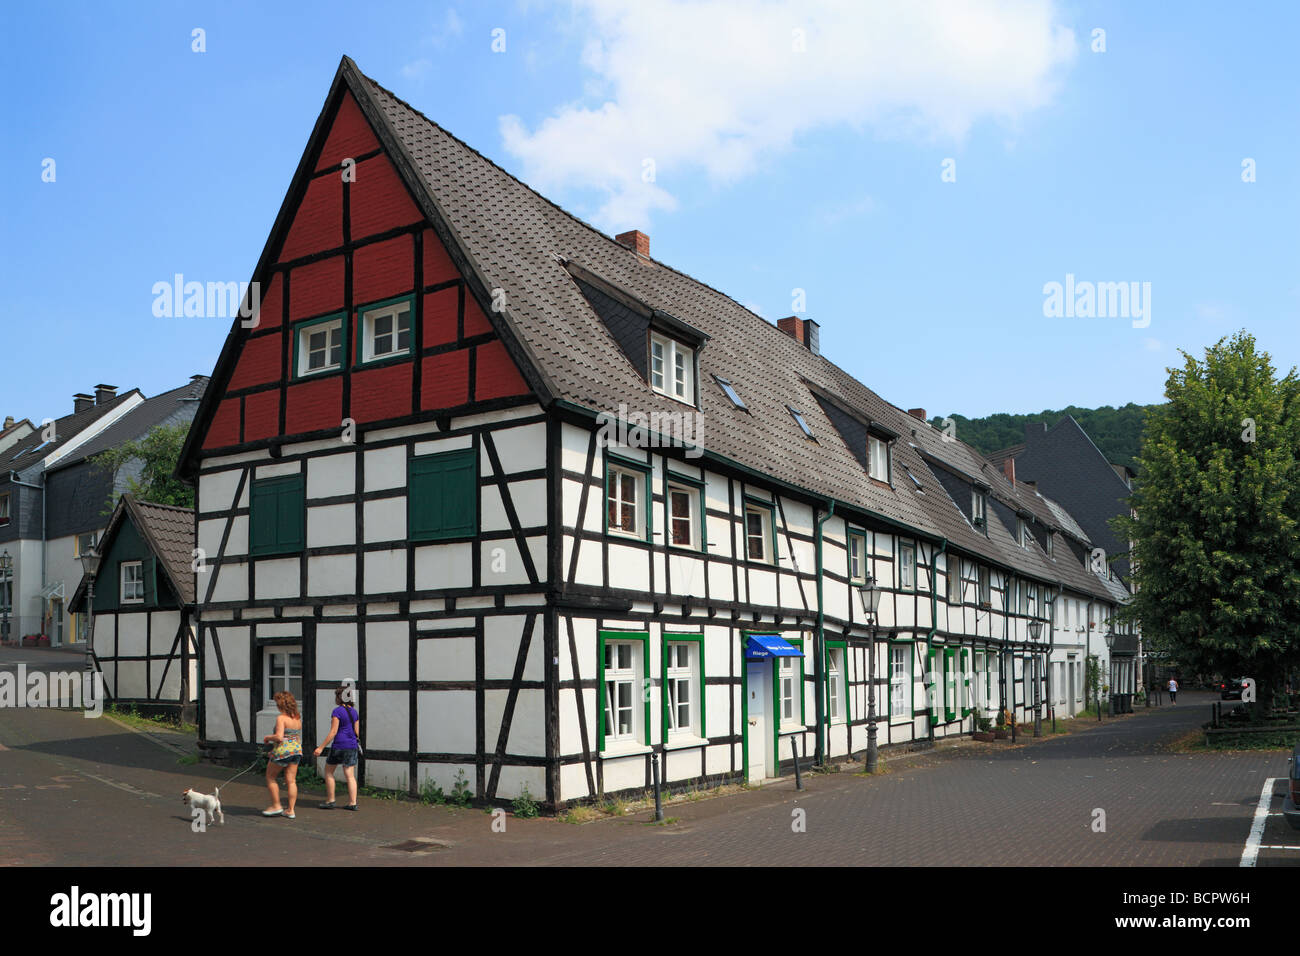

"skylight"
[904, 467, 923, 490]
[788, 406, 814, 439]
[714, 375, 747, 410]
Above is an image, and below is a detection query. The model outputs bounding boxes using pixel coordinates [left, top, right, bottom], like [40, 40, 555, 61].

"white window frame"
[607, 463, 645, 539]
[120, 560, 144, 604]
[778, 652, 801, 726]
[744, 502, 773, 565]
[664, 641, 698, 737]
[848, 530, 867, 585]
[977, 565, 991, 606]
[972, 490, 987, 529]
[359, 299, 412, 363]
[946, 557, 962, 604]
[264, 647, 303, 707]
[890, 644, 909, 716]
[899, 542, 916, 589]
[603, 641, 640, 744]
[867, 435, 889, 482]
[827, 647, 845, 724]
[297, 317, 344, 376]
[666, 482, 700, 551]
[649, 333, 695, 404]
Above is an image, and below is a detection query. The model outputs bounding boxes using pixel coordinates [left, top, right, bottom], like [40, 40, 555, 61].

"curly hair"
[273, 690, 300, 719]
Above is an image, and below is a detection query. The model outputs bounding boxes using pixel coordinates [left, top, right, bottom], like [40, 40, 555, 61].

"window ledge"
[663, 734, 708, 751]
[599, 742, 651, 760]
[776, 724, 808, 735]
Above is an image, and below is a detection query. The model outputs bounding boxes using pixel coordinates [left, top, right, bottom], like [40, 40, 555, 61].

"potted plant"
[972, 714, 995, 742]
[993, 708, 1010, 739]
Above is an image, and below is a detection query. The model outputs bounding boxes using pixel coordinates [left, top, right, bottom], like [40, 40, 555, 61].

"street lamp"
[78, 545, 101, 675]
[1027, 619, 1043, 737]
[857, 575, 883, 774]
[0, 550, 11, 645]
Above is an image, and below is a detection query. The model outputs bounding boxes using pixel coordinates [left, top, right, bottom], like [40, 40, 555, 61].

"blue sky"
[4, 1, 1297, 429]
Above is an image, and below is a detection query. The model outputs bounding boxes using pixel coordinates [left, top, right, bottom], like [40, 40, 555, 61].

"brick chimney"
[1001, 457, 1016, 485]
[94, 383, 117, 406]
[777, 316, 821, 356]
[907, 408, 927, 422]
[615, 230, 649, 257]
[2, 416, 12, 431]
[73, 393, 95, 413]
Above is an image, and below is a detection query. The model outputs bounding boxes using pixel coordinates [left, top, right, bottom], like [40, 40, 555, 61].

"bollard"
[651, 749, 664, 822]
[791, 734, 804, 791]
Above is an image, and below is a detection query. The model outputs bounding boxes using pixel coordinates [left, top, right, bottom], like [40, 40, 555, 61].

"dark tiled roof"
[985, 443, 1024, 468]
[1, 391, 143, 475]
[69, 495, 195, 610]
[49, 377, 209, 473]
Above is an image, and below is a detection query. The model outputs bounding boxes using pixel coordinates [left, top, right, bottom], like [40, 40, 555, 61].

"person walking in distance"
[314, 685, 361, 810]
[1168, 676, 1178, 705]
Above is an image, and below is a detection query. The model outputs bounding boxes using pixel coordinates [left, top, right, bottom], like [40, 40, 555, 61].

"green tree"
[91, 423, 195, 511]
[1112, 332, 1300, 698]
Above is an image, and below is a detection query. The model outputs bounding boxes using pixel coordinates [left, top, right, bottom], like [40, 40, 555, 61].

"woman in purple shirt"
[314, 685, 361, 810]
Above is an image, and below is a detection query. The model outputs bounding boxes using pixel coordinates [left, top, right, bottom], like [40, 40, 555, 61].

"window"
[249, 474, 306, 556]
[903, 467, 923, 491]
[777, 645, 804, 725]
[606, 458, 649, 540]
[867, 435, 889, 482]
[899, 542, 916, 590]
[664, 639, 702, 737]
[358, 297, 413, 364]
[0, 493, 9, 525]
[599, 632, 648, 750]
[666, 480, 702, 550]
[1018, 517, 1032, 548]
[890, 644, 910, 717]
[946, 557, 962, 604]
[120, 561, 144, 603]
[788, 406, 815, 439]
[1046, 531, 1055, 557]
[977, 565, 991, 606]
[848, 530, 867, 585]
[265, 649, 303, 705]
[713, 375, 747, 410]
[1018, 579, 1029, 615]
[294, 315, 345, 377]
[971, 490, 987, 529]
[649, 334, 694, 404]
[75, 532, 96, 557]
[744, 500, 774, 564]
[827, 646, 846, 723]
[409, 448, 478, 541]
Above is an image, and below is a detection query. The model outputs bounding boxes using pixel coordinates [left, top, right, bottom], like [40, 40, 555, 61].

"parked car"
[1285, 746, 1300, 831]
[1219, 677, 1246, 700]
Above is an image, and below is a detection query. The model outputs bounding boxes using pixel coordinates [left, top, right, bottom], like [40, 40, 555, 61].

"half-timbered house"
[179, 57, 1122, 808]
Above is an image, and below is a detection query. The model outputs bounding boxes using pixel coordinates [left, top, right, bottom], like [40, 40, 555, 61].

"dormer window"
[867, 434, 889, 482]
[1018, 518, 1032, 548]
[971, 490, 987, 530]
[650, 334, 694, 404]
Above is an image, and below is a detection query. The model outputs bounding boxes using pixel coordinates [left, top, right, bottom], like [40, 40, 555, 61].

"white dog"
[182, 787, 224, 825]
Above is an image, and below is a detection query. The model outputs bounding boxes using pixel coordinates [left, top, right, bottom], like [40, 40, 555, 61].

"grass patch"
[176, 753, 199, 766]
[106, 703, 197, 735]
[561, 805, 605, 825]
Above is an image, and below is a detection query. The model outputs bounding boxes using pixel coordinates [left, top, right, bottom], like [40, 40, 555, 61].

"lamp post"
[78, 545, 101, 675]
[1028, 620, 1043, 737]
[857, 575, 883, 774]
[0, 550, 11, 645]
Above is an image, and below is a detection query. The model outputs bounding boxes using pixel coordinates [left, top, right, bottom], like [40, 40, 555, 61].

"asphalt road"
[0, 681, 1292, 866]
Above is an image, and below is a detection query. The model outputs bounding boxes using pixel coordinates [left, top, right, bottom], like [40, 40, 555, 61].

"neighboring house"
[178, 57, 1122, 809]
[989, 418, 1143, 696]
[0, 378, 208, 647]
[69, 495, 198, 715]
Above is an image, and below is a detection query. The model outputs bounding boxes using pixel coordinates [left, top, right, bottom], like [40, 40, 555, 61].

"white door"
[746, 661, 771, 783]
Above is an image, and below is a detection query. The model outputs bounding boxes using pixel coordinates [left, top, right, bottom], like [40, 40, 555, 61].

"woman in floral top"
[262, 691, 302, 818]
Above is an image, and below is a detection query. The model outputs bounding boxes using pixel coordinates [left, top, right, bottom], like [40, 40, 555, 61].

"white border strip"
[1240, 776, 1279, 867]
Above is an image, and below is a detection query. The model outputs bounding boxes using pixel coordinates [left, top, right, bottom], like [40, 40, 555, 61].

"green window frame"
[604, 453, 652, 542]
[944, 646, 959, 722]
[408, 447, 478, 542]
[768, 633, 805, 728]
[743, 497, 777, 565]
[824, 639, 850, 726]
[354, 294, 415, 368]
[291, 313, 347, 380]
[926, 645, 940, 726]
[597, 630, 651, 752]
[661, 632, 705, 740]
[665, 472, 706, 552]
[249, 474, 306, 556]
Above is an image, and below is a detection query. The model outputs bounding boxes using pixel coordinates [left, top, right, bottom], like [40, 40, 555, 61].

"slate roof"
[48, 377, 209, 474]
[69, 495, 196, 611]
[182, 56, 1118, 605]
[2, 391, 142, 475]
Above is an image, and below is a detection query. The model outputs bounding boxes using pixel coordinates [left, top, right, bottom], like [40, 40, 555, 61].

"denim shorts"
[272, 754, 301, 766]
[326, 748, 358, 767]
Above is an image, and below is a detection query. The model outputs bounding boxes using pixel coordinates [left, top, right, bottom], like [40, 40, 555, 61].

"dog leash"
[214, 747, 268, 790]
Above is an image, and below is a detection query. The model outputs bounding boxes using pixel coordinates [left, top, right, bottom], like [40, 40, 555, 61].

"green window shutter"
[944, 648, 956, 722]
[142, 556, 157, 606]
[927, 647, 939, 726]
[961, 648, 971, 717]
[409, 448, 477, 541]
[250, 474, 305, 555]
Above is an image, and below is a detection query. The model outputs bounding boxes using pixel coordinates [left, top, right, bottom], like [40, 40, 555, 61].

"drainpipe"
[927, 539, 947, 740]
[9, 472, 46, 638]
[813, 500, 836, 765]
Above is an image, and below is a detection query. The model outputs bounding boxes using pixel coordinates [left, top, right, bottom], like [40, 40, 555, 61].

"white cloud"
[500, 0, 1077, 230]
